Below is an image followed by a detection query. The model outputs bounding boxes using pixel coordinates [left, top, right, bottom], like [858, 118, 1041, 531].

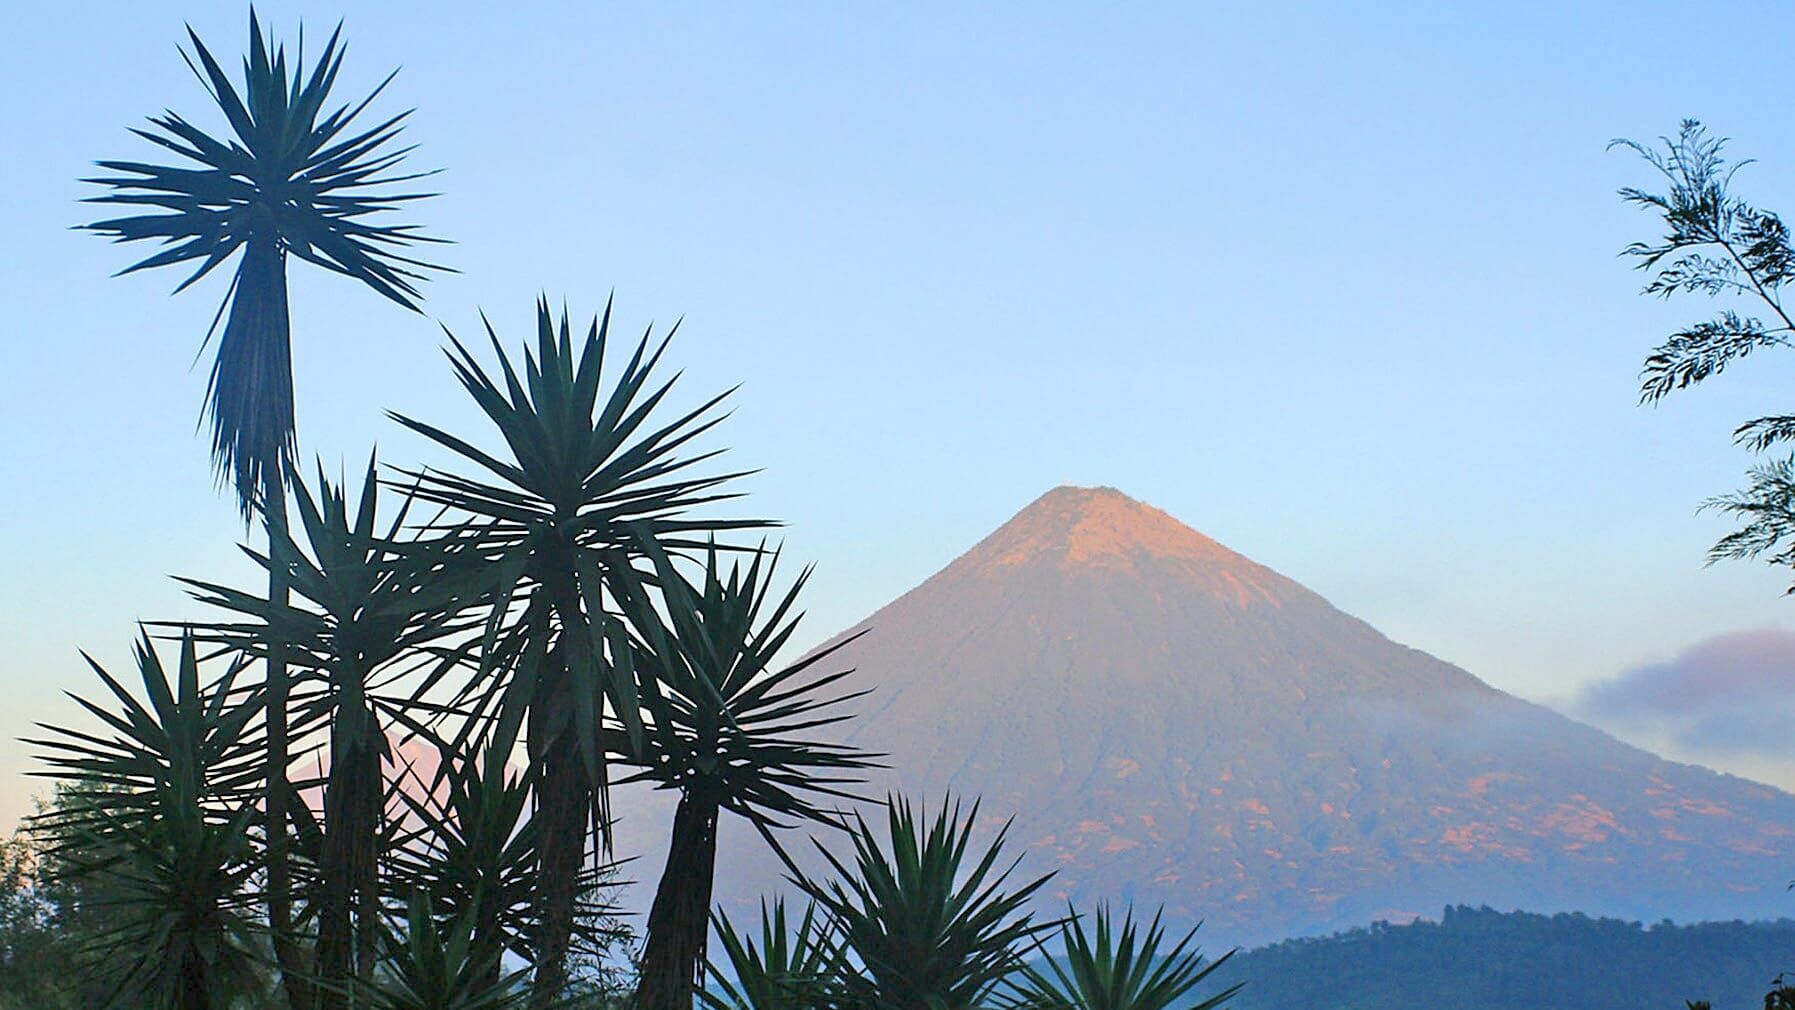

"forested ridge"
[1212, 905, 1795, 1010]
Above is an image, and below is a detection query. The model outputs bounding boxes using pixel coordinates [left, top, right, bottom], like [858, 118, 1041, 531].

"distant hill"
[662, 485, 1795, 948]
[1210, 905, 1795, 1010]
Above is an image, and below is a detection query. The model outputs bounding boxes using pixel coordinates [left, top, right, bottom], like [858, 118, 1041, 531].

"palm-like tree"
[390, 299, 764, 1004]
[180, 459, 481, 1007]
[81, 11, 446, 973]
[1003, 905, 1239, 1010]
[27, 633, 268, 1010]
[798, 796, 1058, 1010]
[627, 546, 875, 1009]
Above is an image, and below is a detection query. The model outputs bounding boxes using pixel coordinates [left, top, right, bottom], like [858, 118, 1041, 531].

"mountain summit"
[958, 485, 1251, 572]
[766, 486, 1795, 945]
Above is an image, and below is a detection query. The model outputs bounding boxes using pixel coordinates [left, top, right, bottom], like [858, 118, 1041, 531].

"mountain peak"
[697, 484, 1795, 948]
[958, 485, 1264, 583]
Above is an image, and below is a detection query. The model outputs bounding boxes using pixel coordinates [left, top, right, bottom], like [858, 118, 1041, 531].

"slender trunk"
[528, 723, 586, 1010]
[228, 234, 307, 1010]
[316, 704, 381, 1010]
[355, 818, 380, 993]
[530, 556, 608, 1010]
[262, 471, 310, 1010]
[636, 789, 721, 1010]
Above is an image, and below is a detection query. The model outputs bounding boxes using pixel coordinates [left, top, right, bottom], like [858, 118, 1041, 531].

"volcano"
[671, 486, 1795, 946]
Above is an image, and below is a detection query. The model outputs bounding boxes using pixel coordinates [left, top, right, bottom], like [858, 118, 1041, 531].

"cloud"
[1573, 628, 1795, 759]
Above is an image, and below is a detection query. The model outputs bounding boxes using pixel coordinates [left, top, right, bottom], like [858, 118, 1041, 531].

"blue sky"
[7, 1, 1795, 827]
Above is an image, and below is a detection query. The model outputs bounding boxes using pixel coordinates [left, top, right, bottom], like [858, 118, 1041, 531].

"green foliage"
[1207, 905, 1795, 1010]
[389, 297, 767, 810]
[351, 890, 536, 1010]
[179, 457, 492, 1003]
[0, 811, 91, 1010]
[79, 9, 444, 507]
[389, 297, 764, 1001]
[797, 796, 1058, 1010]
[385, 714, 630, 979]
[27, 634, 268, 1010]
[631, 544, 875, 829]
[630, 545, 875, 1009]
[1614, 120, 1795, 589]
[703, 900, 846, 1010]
[79, 9, 445, 507]
[1004, 905, 1237, 1010]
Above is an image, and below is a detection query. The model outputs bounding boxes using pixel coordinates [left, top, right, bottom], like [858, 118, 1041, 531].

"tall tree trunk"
[315, 702, 381, 1010]
[530, 556, 609, 1010]
[636, 789, 720, 1010]
[229, 234, 307, 1010]
[262, 466, 310, 1010]
[529, 724, 587, 1010]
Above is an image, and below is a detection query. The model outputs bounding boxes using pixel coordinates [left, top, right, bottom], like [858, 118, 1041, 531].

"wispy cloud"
[1574, 628, 1795, 759]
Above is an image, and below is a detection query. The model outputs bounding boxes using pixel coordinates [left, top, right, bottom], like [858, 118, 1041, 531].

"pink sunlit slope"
[688, 486, 1795, 947]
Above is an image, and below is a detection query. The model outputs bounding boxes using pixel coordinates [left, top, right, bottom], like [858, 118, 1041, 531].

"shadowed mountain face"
[717, 485, 1795, 947]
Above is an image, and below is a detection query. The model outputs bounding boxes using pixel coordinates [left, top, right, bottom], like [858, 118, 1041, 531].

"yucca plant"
[390, 298, 765, 1004]
[27, 633, 268, 1010]
[1002, 905, 1238, 1010]
[81, 11, 445, 505]
[180, 458, 483, 1007]
[351, 890, 537, 1010]
[80, 11, 446, 977]
[702, 899, 846, 1010]
[627, 545, 875, 1009]
[797, 796, 1058, 1010]
[385, 725, 537, 992]
[384, 707, 629, 993]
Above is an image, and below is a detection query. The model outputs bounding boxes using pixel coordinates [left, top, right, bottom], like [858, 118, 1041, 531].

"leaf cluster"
[1615, 120, 1795, 590]
[80, 8, 447, 506]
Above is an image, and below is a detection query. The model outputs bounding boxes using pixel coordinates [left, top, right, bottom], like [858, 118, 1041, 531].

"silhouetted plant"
[385, 708, 630, 995]
[628, 545, 875, 1009]
[702, 899, 846, 1010]
[796, 795, 1058, 1010]
[179, 458, 484, 1005]
[27, 634, 267, 1010]
[389, 299, 764, 1005]
[80, 12, 446, 987]
[1614, 121, 1795, 588]
[350, 890, 537, 1010]
[1003, 904, 1239, 1010]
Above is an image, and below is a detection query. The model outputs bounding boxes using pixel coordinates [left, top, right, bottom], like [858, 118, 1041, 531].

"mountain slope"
[733, 485, 1795, 946]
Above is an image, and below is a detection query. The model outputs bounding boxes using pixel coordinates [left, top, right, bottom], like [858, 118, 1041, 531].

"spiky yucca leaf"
[1002, 905, 1239, 1010]
[391, 298, 769, 792]
[351, 890, 537, 1010]
[384, 712, 631, 983]
[81, 9, 446, 508]
[797, 796, 1058, 1010]
[703, 899, 846, 1010]
[177, 457, 487, 1002]
[629, 543, 875, 829]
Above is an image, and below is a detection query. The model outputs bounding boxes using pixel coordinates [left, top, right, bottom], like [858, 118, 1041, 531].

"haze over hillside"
[674, 486, 1795, 948]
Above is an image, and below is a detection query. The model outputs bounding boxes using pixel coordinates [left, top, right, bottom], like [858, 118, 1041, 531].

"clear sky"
[7, 1, 1795, 829]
